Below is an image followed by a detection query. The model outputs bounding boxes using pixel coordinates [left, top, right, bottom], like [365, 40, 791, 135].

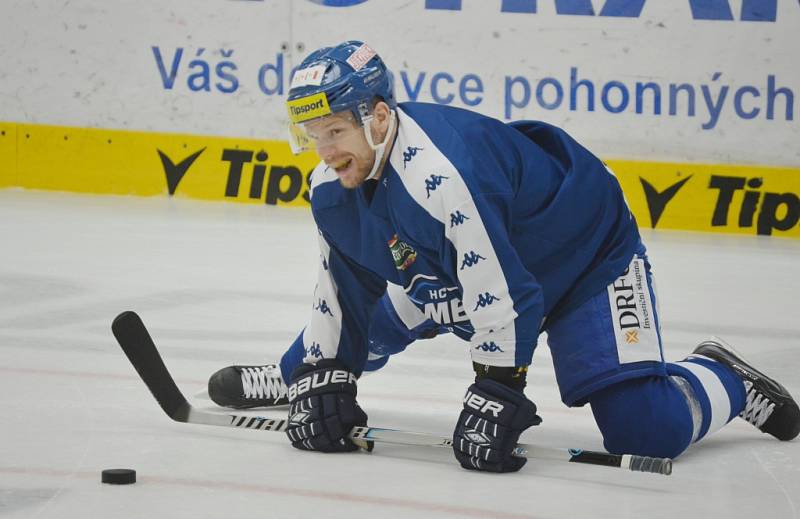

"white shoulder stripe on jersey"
[302, 231, 344, 364]
[390, 107, 519, 365]
[386, 282, 427, 330]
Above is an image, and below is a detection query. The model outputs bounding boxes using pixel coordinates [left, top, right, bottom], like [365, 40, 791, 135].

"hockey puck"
[101, 468, 136, 485]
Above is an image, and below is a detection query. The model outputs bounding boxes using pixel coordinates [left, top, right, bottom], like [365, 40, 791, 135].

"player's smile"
[329, 157, 353, 175]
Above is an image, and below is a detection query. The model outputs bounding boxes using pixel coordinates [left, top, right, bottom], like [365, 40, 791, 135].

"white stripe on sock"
[678, 361, 731, 439]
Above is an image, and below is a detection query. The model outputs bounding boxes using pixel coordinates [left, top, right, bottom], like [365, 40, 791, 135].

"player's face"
[306, 113, 376, 189]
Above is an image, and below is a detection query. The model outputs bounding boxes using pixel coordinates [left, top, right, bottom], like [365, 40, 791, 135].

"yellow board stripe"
[1, 121, 798, 237]
[606, 159, 800, 238]
[0, 121, 319, 206]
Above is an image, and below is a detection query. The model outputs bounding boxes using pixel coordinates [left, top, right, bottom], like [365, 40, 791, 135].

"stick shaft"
[111, 311, 671, 476]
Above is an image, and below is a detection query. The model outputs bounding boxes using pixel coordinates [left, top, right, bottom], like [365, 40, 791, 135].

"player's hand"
[452, 379, 542, 472]
[286, 359, 367, 452]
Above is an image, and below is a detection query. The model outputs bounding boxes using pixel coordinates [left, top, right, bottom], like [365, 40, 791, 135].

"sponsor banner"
[2, 121, 798, 238]
[0, 122, 318, 206]
[607, 258, 661, 365]
[608, 159, 800, 238]
[1, 1, 798, 167]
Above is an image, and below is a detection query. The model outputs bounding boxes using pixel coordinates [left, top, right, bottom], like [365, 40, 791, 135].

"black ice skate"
[207, 364, 289, 409]
[693, 338, 800, 441]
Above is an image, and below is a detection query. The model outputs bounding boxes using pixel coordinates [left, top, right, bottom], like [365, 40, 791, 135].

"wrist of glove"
[453, 378, 542, 473]
[286, 359, 367, 453]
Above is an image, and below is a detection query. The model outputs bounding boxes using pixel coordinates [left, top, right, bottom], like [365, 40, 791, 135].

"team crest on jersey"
[403, 274, 473, 334]
[388, 234, 417, 270]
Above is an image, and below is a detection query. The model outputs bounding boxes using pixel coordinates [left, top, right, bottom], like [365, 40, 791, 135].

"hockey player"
[209, 41, 799, 472]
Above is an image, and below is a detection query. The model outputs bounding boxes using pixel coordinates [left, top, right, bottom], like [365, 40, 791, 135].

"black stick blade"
[112, 311, 190, 422]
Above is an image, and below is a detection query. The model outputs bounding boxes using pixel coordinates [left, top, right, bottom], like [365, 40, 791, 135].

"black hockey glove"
[286, 359, 367, 453]
[453, 378, 542, 473]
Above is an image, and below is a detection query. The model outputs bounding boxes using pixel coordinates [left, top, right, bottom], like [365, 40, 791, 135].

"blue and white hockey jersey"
[299, 102, 641, 374]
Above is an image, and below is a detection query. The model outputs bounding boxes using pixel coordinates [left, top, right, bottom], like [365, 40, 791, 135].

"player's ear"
[372, 101, 391, 131]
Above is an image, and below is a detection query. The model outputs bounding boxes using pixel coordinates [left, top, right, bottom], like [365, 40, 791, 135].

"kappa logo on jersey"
[424, 174, 450, 198]
[450, 210, 470, 227]
[402, 146, 423, 168]
[474, 292, 500, 311]
[306, 342, 323, 358]
[475, 341, 504, 353]
[460, 251, 486, 270]
[388, 234, 417, 270]
[314, 298, 334, 316]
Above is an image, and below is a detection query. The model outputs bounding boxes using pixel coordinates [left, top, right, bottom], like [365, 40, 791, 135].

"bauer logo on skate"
[288, 370, 357, 400]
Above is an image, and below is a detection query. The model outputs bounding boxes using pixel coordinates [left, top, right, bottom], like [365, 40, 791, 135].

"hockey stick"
[111, 310, 672, 476]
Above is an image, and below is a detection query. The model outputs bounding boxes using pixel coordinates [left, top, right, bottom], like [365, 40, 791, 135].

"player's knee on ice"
[589, 376, 695, 459]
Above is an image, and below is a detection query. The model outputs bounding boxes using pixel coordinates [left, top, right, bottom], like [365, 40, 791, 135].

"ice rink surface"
[1, 189, 798, 519]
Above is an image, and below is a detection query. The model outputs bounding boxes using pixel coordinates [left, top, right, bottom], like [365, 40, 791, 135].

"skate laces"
[240, 366, 286, 400]
[741, 380, 776, 428]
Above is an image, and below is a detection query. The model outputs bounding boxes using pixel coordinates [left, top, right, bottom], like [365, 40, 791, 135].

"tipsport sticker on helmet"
[287, 93, 332, 124]
[346, 43, 377, 71]
[290, 65, 327, 89]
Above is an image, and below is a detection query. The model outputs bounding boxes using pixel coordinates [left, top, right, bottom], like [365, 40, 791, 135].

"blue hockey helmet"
[286, 41, 396, 154]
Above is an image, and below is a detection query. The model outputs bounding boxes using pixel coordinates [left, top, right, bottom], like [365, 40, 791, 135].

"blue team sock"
[667, 356, 747, 442]
[279, 331, 307, 382]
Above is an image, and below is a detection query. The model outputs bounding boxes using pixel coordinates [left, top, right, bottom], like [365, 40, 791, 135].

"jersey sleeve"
[390, 107, 543, 368]
[300, 229, 386, 376]
[443, 193, 544, 367]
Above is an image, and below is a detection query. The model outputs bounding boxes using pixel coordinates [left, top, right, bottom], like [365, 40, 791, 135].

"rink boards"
[1, 120, 798, 238]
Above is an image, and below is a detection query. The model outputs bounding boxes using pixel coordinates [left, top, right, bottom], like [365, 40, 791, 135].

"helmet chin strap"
[362, 110, 397, 181]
